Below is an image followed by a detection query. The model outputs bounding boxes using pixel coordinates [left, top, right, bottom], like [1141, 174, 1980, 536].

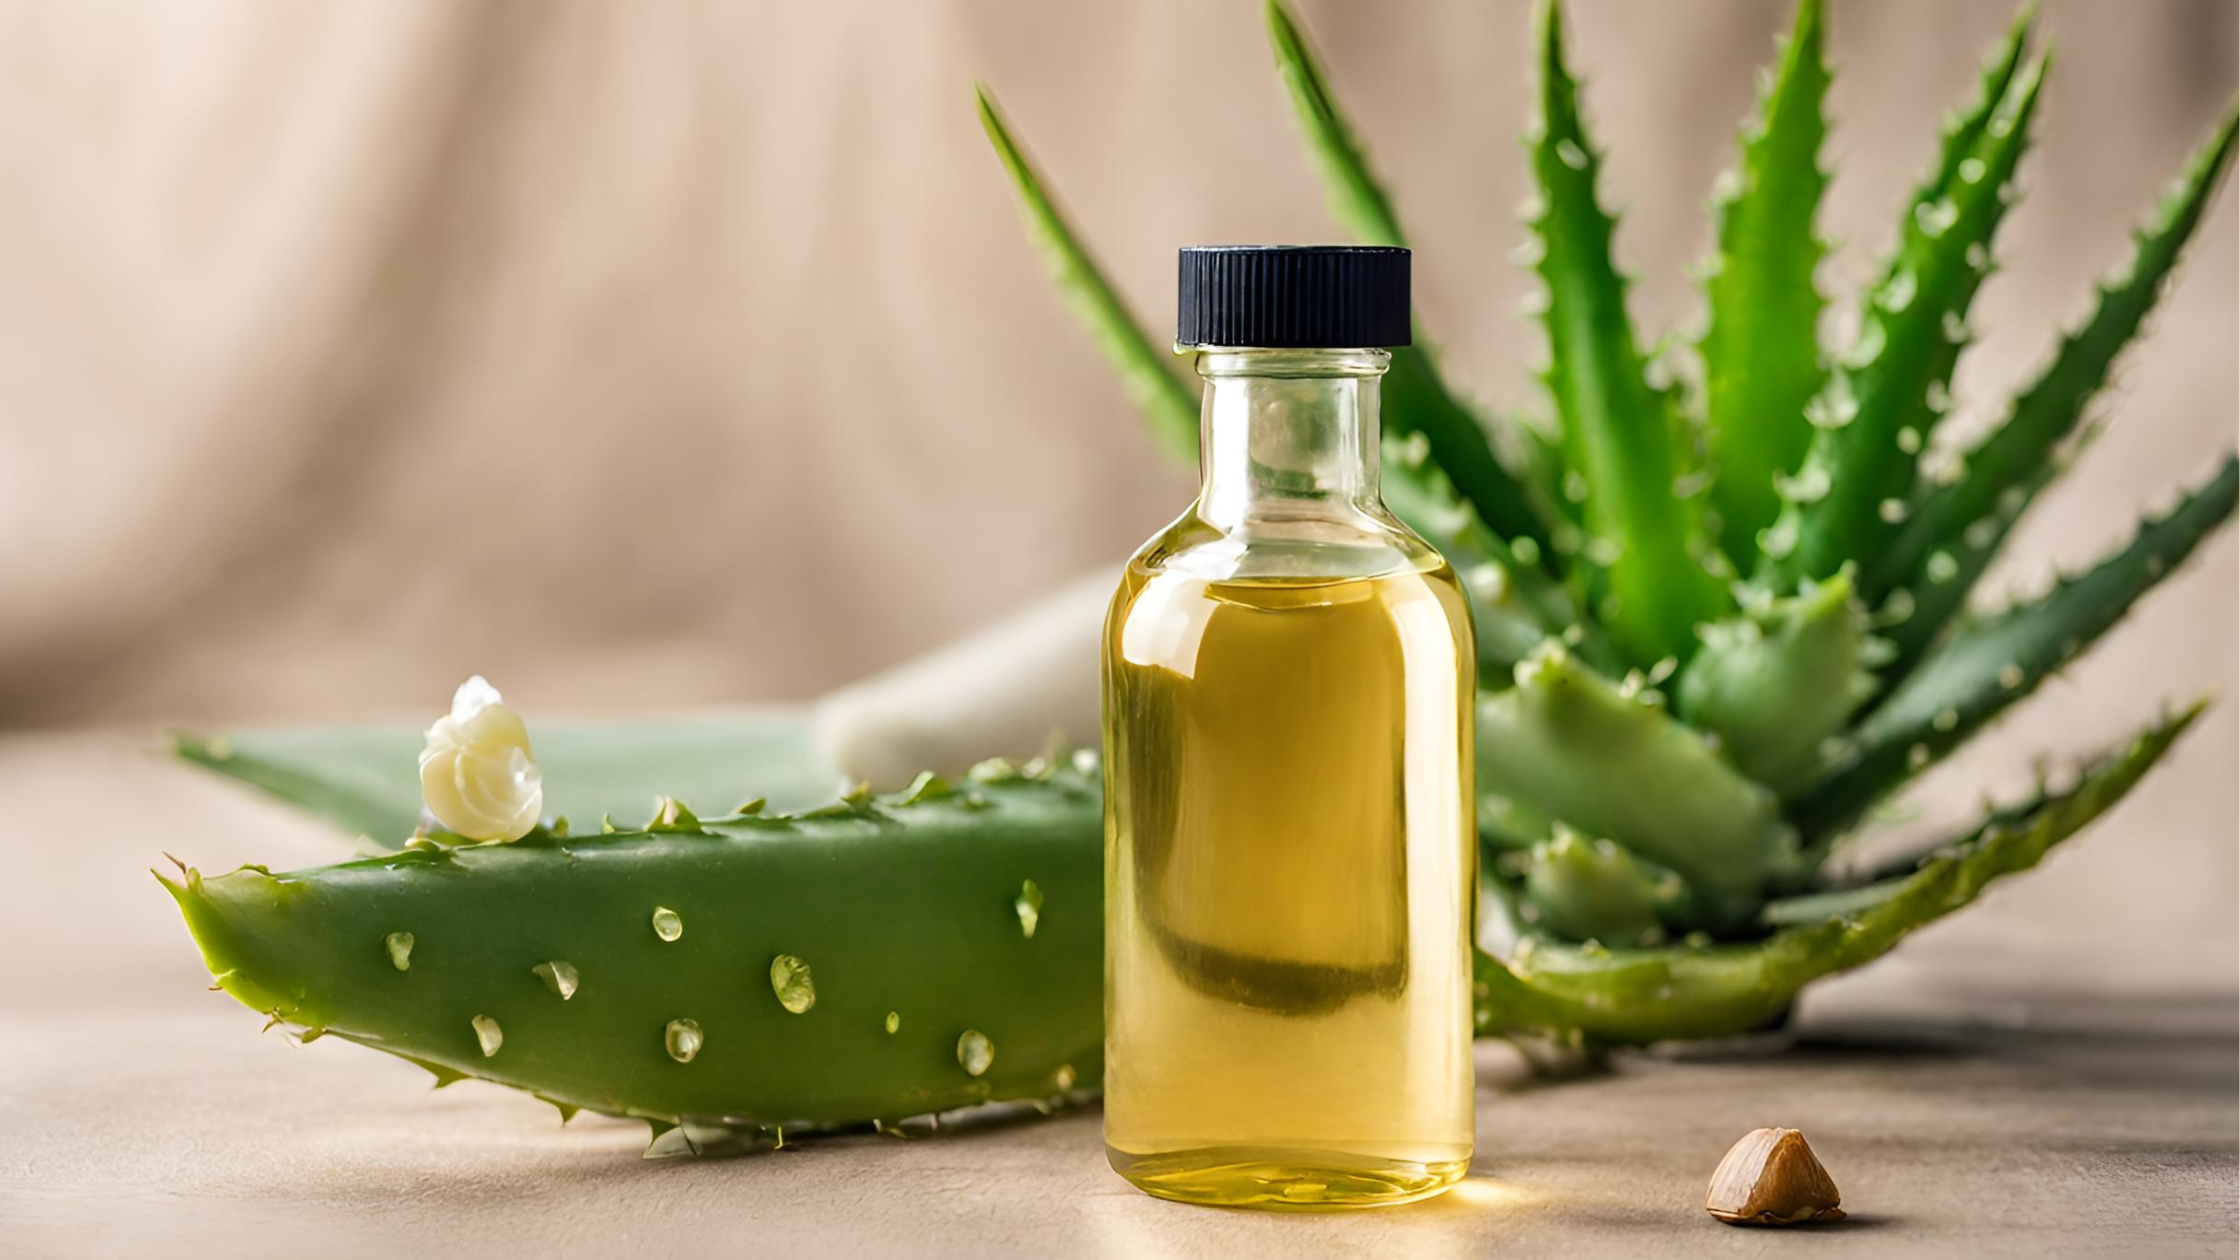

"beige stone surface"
[2, 732, 2233, 1258]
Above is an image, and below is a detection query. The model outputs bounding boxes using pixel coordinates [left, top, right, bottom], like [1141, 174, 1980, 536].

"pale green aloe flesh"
[166, 761, 1102, 1149]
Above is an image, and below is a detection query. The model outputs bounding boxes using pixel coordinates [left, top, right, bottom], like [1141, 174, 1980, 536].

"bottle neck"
[1193, 347, 1388, 531]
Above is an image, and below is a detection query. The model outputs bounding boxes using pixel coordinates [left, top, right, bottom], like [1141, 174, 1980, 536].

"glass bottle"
[1102, 246, 1477, 1208]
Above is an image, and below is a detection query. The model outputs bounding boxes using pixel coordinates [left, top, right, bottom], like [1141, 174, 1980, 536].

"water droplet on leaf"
[770, 954, 816, 1014]
[885, 1011, 901, 1034]
[1014, 880, 1044, 939]
[533, 960, 579, 1000]
[957, 1029, 994, 1077]
[651, 907, 683, 942]
[665, 1018, 703, 1064]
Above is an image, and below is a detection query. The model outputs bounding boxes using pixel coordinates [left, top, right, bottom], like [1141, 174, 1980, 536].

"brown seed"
[1706, 1127, 1845, 1226]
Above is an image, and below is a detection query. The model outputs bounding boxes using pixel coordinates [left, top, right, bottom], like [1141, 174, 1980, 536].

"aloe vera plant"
[978, 0, 2235, 1017]
[169, 0, 2233, 1145]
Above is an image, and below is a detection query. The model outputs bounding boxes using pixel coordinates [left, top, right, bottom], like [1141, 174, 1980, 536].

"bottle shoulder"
[1124, 502, 1451, 589]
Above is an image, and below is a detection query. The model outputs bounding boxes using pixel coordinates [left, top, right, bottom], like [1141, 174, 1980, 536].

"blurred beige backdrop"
[0, 2, 2232, 981]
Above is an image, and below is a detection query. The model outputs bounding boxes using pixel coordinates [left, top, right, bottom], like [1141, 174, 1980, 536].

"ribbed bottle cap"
[1175, 245, 1411, 349]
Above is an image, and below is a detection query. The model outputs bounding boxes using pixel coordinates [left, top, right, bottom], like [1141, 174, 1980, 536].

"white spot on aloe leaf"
[1998, 664, 2026, 690]
[1926, 550, 1959, 583]
[533, 960, 579, 1000]
[651, 907, 683, 941]
[1915, 198, 1959, 237]
[418, 676, 543, 843]
[1555, 138, 1589, 169]
[472, 1015, 503, 1058]
[885, 1011, 901, 1035]
[1879, 498, 1909, 524]
[770, 955, 816, 1014]
[665, 1018, 703, 1064]
[1014, 880, 1044, 939]
[385, 932, 414, 972]
[957, 1030, 995, 1077]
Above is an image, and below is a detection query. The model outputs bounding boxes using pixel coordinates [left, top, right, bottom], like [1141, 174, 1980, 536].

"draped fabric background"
[0, 1, 2232, 981]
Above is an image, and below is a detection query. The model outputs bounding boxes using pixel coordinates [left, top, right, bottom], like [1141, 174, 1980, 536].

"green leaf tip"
[1526, 0, 1732, 666]
[974, 82, 1199, 463]
[1698, 0, 1833, 564]
[1263, 0, 1557, 560]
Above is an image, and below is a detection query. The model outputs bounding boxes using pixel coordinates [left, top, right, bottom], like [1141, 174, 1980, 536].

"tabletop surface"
[2, 731, 2234, 1260]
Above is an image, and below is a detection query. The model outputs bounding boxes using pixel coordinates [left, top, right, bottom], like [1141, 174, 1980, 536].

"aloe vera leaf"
[1511, 828, 1686, 946]
[1675, 568, 1871, 795]
[1794, 455, 2238, 846]
[1763, 47, 2049, 585]
[163, 763, 1102, 1138]
[1528, 0, 1731, 666]
[1380, 434, 1619, 676]
[1264, 0, 1555, 558]
[1698, 0, 1833, 565]
[1923, 3, 2036, 204]
[172, 715, 835, 847]
[1866, 102, 2239, 638]
[1476, 701, 2200, 1042]
[1478, 642, 1799, 930]
[976, 86, 1200, 464]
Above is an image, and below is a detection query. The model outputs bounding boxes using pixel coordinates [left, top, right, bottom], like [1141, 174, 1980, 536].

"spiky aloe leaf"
[1476, 701, 2201, 1043]
[1381, 433, 1618, 676]
[1528, 0, 1731, 666]
[1698, 0, 1833, 564]
[1795, 455, 2238, 846]
[1509, 828, 1685, 946]
[976, 86, 1199, 463]
[1264, 0, 1554, 558]
[1675, 569, 1871, 794]
[1922, 3, 2036, 204]
[1478, 643, 1799, 930]
[164, 765, 1102, 1138]
[1867, 103, 2240, 653]
[172, 715, 835, 846]
[1763, 42, 2048, 585]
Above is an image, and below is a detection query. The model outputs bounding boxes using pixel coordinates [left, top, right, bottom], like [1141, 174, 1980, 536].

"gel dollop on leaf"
[419, 675, 545, 842]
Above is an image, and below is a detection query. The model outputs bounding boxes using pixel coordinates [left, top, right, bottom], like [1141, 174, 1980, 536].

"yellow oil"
[1102, 554, 1477, 1209]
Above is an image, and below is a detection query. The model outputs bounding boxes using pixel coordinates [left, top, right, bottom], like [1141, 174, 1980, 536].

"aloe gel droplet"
[1102, 249, 1476, 1209]
[650, 907, 683, 942]
[665, 1018, 703, 1064]
[384, 932, 414, 972]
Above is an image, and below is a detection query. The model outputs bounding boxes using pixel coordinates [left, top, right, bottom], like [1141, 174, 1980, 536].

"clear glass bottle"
[1102, 246, 1477, 1209]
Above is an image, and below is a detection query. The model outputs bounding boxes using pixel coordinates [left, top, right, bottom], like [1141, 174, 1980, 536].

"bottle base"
[1107, 1144, 1468, 1210]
